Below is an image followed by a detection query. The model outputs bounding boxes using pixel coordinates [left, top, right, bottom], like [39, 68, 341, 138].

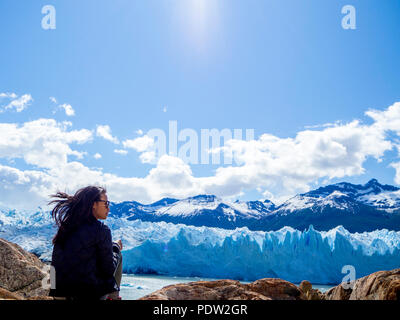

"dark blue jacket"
[50, 215, 120, 299]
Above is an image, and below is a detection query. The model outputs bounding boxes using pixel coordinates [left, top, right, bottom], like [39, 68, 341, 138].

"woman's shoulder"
[98, 221, 111, 233]
[90, 219, 112, 236]
[79, 218, 110, 235]
[77, 219, 111, 244]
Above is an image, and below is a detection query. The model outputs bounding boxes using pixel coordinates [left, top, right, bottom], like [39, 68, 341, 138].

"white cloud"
[50, 98, 75, 116]
[0, 155, 196, 209]
[211, 118, 392, 199]
[94, 153, 102, 159]
[0, 118, 92, 169]
[163, 106, 167, 113]
[390, 162, 400, 185]
[96, 125, 119, 144]
[0, 164, 53, 209]
[0, 93, 32, 113]
[103, 155, 201, 204]
[114, 149, 128, 155]
[123, 135, 154, 153]
[0, 92, 17, 99]
[139, 151, 156, 163]
[59, 103, 75, 116]
[136, 129, 144, 136]
[366, 102, 400, 135]
[303, 120, 344, 130]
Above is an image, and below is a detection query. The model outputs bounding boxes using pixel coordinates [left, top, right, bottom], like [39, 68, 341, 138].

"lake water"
[119, 274, 335, 300]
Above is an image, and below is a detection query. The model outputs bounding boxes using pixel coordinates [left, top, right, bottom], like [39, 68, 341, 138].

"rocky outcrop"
[324, 284, 352, 300]
[325, 268, 400, 300]
[0, 238, 50, 299]
[140, 269, 400, 301]
[139, 278, 302, 300]
[0, 287, 24, 300]
[299, 280, 325, 300]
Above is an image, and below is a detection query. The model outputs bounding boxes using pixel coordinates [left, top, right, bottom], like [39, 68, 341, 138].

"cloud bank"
[1, 97, 400, 210]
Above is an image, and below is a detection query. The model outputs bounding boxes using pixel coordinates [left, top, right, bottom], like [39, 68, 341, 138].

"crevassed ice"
[116, 219, 400, 284]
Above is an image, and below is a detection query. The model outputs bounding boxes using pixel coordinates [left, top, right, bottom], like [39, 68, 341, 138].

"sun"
[176, 0, 220, 52]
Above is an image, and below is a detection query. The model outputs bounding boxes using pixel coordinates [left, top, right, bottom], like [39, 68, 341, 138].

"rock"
[246, 278, 302, 300]
[299, 280, 312, 293]
[139, 280, 270, 300]
[25, 295, 55, 300]
[324, 268, 400, 300]
[324, 284, 352, 300]
[0, 238, 50, 298]
[0, 287, 23, 300]
[298, 280, 325, 300]
[139, 278, 302, 300]
[349, 269, 400, 300]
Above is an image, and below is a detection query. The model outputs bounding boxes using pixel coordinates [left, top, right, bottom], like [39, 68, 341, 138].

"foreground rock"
[299, 280, 325, 300]
[139, 278, 303, 300]
[0, 287, 24, 300]
[325, 268, 400, 300]
[140, 268, 400, 300]
[0, 238, 50, 299]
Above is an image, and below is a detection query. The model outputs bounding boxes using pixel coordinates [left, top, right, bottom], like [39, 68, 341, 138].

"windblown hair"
[49, 186, 106, 245]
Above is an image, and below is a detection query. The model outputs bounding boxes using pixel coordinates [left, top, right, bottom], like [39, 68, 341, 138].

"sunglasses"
[97, 200, 110, 208]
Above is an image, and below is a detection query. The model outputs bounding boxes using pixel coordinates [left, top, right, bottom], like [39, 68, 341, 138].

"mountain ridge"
[2, 179, 400, 233]
[106, 179, 400, 232]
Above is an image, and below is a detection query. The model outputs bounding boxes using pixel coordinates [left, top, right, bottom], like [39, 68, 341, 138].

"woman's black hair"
[49, 186, 107, 245]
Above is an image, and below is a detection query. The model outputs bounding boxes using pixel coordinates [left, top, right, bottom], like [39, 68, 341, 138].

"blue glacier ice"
[115, 220, 400, 284]
[1, 207, 400, 284]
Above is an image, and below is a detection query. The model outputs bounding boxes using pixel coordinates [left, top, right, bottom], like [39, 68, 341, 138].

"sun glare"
[176, 0, 220, 53]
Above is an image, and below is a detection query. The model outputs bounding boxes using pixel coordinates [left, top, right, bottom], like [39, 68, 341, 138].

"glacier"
[117, 220, 400, 284]
[1, 207, 400, 284]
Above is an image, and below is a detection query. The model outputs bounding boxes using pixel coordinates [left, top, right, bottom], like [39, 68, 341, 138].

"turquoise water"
[119, 274, 335, 300]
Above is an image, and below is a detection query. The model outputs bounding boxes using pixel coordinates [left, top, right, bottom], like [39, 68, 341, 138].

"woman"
[49, 186, 123, 300]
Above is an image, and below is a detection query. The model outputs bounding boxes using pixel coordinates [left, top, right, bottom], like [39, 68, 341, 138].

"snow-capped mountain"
[256, 179, 400, 232]
[301, 178, 400, 210]
[107, 179, 400, 232]
[110, 195, 274, 230]
[275, 179, 400, 212]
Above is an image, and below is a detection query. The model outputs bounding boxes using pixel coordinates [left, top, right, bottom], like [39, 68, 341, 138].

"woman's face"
[92, 193, 110, 220]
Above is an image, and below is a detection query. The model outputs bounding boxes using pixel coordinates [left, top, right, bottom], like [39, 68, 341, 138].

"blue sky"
[1, 0, 400, 209]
